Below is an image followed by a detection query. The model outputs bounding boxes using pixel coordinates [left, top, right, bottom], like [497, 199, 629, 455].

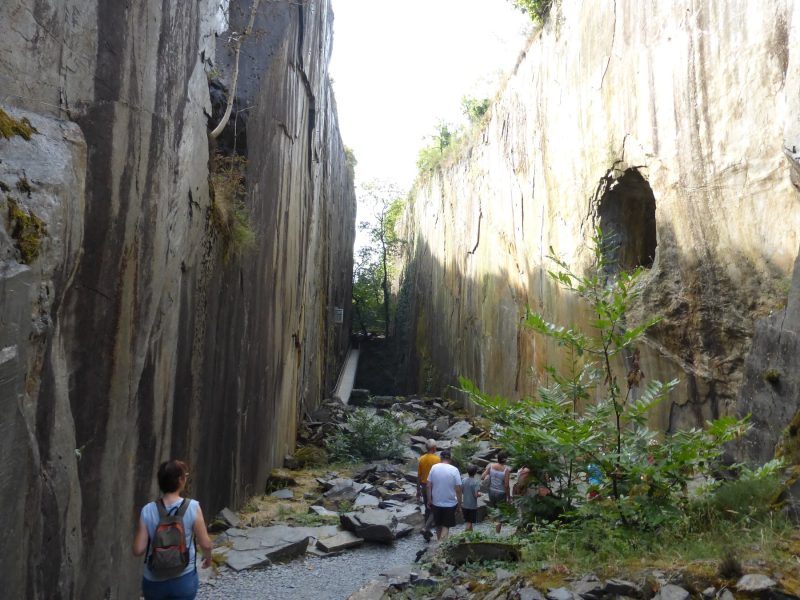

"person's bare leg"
[438, 526, 449, 540]
[465, 522, 473, 531]
[495, 522, 502, 534]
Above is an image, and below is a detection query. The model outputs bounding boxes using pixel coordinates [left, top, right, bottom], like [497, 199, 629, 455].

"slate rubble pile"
[201, 392, 798, 600]
[349, 564, 798, 600]
[207, 392, 497, 574]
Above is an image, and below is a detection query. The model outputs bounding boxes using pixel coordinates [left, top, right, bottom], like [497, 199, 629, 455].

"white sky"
[329, 0, 531, 192]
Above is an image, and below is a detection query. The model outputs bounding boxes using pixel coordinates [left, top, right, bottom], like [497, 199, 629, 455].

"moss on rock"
[776, 410, 800, 464]
[0, 109, 37, 140]
[6, 197, 47, 263]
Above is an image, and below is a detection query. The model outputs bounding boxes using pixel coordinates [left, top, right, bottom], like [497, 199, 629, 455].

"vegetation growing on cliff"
[509, 0, 553, 23]
[416, 96, 491, 175]
[0, 108, 37, 141]
[209, 154, 256, 263]
[6, 197, 47, 264]
[462, 230, 757, 530]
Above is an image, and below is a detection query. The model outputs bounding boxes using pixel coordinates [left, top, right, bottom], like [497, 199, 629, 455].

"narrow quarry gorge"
[0, 1, 799, 599]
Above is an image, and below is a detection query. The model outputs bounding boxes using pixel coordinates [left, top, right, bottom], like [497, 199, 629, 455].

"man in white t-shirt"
[426, 450, 463, 540]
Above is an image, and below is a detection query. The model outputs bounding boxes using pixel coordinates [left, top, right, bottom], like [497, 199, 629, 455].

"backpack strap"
[175, 498, 191, 518]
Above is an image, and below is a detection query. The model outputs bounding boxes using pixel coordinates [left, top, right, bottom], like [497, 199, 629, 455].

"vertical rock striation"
[398, 1, 800, 451]
[0, 0, 354, 597]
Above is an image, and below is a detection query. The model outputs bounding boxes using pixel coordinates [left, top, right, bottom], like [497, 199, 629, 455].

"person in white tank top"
[481, 452, 511, 533]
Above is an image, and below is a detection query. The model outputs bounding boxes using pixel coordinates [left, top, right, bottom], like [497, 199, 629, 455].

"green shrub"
[509, 0, 553, 23]
[461, 96, 491, 125]
[294, 446, 328, 467]
[325, 409, 409, 461]
[462, 229, 750, 529]
[762, 368, 781, 384]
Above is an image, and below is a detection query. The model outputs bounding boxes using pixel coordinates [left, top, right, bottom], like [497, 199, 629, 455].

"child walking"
[461, 465, 481, 531]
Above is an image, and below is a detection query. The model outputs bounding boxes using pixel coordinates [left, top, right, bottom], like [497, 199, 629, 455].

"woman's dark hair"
[467, 465, 478, 476]
[157, 459, 189, 494]
[497, 453, 508, 464]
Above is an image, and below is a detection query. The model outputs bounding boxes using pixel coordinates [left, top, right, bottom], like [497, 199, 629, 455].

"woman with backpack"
[481, 452, 511, 533]
[132, 459, 213, 600]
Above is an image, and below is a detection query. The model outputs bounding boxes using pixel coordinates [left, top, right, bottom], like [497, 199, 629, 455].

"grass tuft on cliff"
[0, 108, 38, 141]
[7, 196, 47, 263]
[208, 154, 256, 263]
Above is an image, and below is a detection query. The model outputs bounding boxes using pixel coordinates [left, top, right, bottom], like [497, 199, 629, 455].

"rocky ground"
[196, 392, 800, 600]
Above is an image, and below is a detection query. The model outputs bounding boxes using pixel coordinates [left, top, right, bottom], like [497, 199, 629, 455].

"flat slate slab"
[308, 505, 338, 517]
[354, 493, 381, 507]
[736, 574, 777, 592]
[443, 420, 472, 439]
[224, 524, 339, 571]
[270, 488, 294, 499]
[317, 530, 364, 552]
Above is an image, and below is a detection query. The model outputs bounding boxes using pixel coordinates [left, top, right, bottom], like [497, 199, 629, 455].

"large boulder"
[340, 508, 399, 543]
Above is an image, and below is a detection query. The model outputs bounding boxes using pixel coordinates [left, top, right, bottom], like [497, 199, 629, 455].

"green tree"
[461, 96, 491, 125]
[416, 121, 457, 173]
[352, 181, 406, 337]
[462, 230, 750, 528]
[509, 0, 553, 23]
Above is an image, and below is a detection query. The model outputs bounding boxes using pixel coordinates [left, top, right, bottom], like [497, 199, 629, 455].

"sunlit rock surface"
[398, 1, 800, 453]
[0, 0, 354, 597]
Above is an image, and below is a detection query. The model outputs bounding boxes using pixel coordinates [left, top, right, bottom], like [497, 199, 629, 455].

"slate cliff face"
[399, 1, 800, 455]
[0, 1, 355, 598]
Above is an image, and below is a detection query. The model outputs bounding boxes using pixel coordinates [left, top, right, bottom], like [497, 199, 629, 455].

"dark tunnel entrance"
[597, 168, 658, 271]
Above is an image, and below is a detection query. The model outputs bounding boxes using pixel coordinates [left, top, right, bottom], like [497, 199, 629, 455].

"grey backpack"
[148, 498, 191, 577]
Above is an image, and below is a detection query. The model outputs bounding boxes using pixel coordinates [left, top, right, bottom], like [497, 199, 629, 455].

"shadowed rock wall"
[398, 0, 800, 453]
[0, 0, 354, 597]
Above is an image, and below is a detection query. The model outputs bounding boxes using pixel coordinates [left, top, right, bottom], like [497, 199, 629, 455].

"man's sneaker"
[421, 529, 433, 542]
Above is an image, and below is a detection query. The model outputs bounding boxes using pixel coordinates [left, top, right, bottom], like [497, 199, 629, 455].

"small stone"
[283, 454, 300, 470]
[308, 505, 338, 517]
[495, 567, 513, 581]
[718, 590, 734, 600]
[208, 507, 240, 532]
[701, 586, 716, 599]
[270, 488, 294, 499]
[518, 588, 546, 600]
[735, 574, 777, 593]
[572, 577, 603, 599]
[604, 579, 641, 597]
[547, 588, 575, 600]
[432, 416, 450, 432]
[654, 584, 690, 600]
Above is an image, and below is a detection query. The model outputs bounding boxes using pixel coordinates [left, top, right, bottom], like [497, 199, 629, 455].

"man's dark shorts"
[431, 504, 456, 528]
[462, 507, 478, 524]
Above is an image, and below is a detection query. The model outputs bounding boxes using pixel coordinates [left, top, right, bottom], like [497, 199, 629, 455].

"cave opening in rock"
[597, 168, 657, 271]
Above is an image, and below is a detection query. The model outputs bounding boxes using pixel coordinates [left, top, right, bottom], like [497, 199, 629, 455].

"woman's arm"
[504, 468, 511, 500]
[132, 518, 148, 557]
[480, 464, 490, 481]
[193, 506, 213, 568]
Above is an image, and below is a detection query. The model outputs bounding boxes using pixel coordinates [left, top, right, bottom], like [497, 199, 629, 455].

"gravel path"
[197, 532, 426, 600]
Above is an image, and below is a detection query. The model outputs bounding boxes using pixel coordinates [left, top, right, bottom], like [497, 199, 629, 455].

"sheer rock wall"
[0, 0, 354, 598]
[399, 0, 800, 454]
